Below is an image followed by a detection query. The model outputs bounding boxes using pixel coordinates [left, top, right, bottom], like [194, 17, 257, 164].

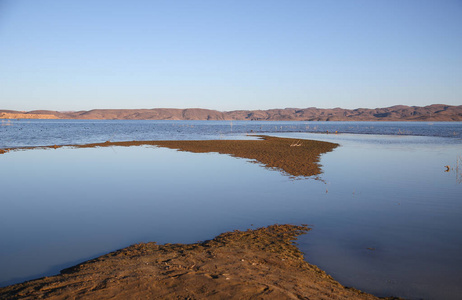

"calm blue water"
[0, 119, 461, 148]
[1, 120, 461, 300]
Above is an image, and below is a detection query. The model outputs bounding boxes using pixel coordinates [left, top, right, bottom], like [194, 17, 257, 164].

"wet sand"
[0, 135, 338, 177]
[0, 225, 392, 300]
[0, 137, 397, 299]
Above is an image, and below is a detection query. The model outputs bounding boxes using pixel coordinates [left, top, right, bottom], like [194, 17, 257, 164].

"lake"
[0, 120, 461, 300]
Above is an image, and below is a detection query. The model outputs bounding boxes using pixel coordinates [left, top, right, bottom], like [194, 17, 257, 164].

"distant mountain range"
[1, 104, 461, 121]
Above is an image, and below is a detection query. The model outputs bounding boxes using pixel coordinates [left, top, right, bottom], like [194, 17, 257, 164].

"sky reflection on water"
[281, 133, 462, 300]
[0, 145, 326, 286]
[0, 134, 461, 300]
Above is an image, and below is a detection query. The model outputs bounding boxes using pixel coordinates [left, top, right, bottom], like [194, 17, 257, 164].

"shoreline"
[1, 104, 461, 121]
[0, 137, 401, 298]
[0, 135, 339, 178]
[0, 224, 396, 299]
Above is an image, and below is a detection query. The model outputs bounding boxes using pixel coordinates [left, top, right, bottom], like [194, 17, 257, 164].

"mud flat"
[0, 225, 395, 300]
[0, 135, 339, 177]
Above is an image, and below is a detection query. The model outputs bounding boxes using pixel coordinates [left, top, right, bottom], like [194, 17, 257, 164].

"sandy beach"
[0, 225, 394, 300]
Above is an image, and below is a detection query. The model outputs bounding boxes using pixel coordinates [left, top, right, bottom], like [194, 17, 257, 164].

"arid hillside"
[1, 104, 461, 121]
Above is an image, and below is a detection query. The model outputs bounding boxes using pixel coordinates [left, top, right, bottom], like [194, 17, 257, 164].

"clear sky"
[0, 0, 461, 111]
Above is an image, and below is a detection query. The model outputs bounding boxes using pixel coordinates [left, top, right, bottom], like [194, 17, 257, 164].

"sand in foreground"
[0, 225, 391, 300]
[1, 137, 398, 298]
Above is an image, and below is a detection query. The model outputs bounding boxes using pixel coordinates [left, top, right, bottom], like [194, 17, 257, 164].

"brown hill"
[0, 112, 59, 119]
[1, 104, 461, 121]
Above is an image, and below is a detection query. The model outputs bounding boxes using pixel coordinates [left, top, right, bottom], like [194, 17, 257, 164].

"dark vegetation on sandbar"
[0, 225, 394, 300]
[0, 136, 339, 178]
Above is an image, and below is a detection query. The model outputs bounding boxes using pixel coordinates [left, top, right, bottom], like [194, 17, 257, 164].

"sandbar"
[0, 135, 339, 178]
[0, 137, 397, 299]
[0, 225, 391, 300]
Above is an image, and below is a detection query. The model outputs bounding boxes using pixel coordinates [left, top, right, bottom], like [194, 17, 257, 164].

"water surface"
[1, 121, 461, 300]
[279, 132, 462, 299]
[1, 119, 461, 148]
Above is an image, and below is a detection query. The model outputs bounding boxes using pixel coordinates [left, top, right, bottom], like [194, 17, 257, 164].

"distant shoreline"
[1, 104, 461, 121]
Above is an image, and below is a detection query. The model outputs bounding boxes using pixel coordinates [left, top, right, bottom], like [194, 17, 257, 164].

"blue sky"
[0, 0, 461, 111]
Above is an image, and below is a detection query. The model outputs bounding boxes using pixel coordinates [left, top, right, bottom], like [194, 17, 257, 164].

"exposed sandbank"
[0, 225, 392, 300]
[0, 135, 339, 177]
[0, 137, 396, 299]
